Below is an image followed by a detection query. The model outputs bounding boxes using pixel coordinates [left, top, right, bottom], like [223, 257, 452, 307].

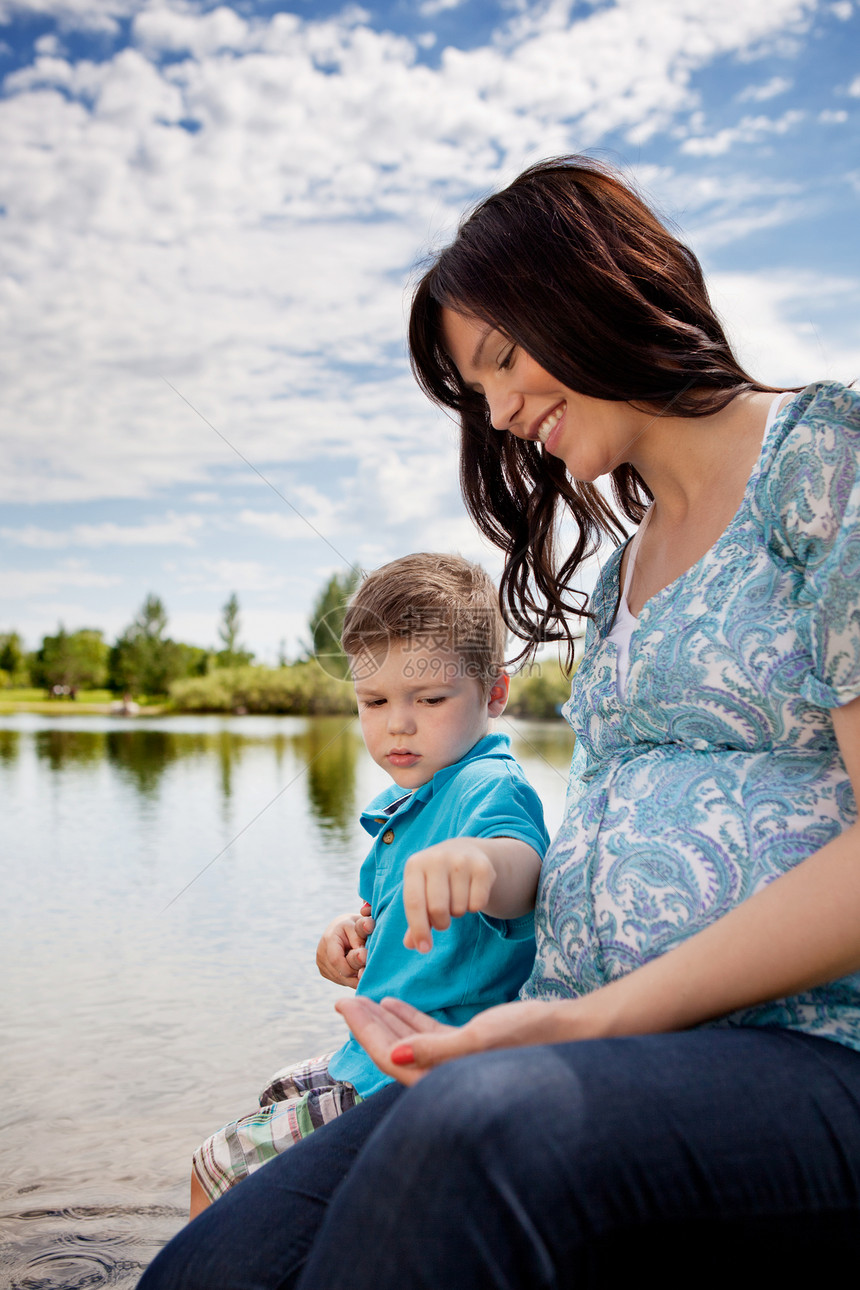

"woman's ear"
[487, 673, 510, 717]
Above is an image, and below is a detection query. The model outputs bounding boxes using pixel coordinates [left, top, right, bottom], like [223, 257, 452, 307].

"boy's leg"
[259, 1051, 339, 1106]
[141, 1083, 404, 1289]
[188, 1170, 211, 1222]
[192, 1070, 361, 1204]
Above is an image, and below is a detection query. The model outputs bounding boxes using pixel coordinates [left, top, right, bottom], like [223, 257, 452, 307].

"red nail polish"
[391, 1044, 414, 1065]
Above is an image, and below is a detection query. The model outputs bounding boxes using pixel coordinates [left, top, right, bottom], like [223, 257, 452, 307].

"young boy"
[190, 554, 548, 1216]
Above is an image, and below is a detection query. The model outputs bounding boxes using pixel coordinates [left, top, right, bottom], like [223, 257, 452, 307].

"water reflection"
[301, 716, 361, 839]
[0, 726, 20, 764]
[26, 719, 367, 836]
[36, 728, 107, 771]
[24, 717, 371, 835]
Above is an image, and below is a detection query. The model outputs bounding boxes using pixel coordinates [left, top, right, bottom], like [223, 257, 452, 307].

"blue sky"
[1, 0, 858, 661]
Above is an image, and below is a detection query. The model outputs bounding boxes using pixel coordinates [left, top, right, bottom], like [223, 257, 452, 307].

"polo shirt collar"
[359, 732, 513, 836]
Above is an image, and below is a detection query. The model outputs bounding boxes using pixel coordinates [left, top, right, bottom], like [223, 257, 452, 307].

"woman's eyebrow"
[470, 324, 496, 369]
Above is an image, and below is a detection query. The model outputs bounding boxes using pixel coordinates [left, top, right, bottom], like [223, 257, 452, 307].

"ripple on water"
[0, 1199, 185, 1290]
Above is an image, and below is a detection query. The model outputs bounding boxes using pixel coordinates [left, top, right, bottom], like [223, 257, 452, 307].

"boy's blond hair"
[341, 554, 506, 693]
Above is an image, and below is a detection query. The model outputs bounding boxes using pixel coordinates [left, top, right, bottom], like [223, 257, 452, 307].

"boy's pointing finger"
[402, 870, 433, 953]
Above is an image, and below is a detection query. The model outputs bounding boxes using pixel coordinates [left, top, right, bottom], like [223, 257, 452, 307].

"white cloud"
[848, 74, 860, 95]
[628, 163, 814, 252]
[0, 513, 204, 548]
[681, 109, 805, 155]
[0, 0, 134, 30]
[237, 492, 342, 546]
[131, 3, 251, 57]
[709, 270, 860, 386]
[418, 0, 467, 15]
[819, 108, 848, 122]
[0, 561, 121, 599]
[0, 0, 822, 505]
[831, 1, 852, 18]
[34, 32, 67, 56]
[737, 75, 793, 101]
[180, 558, 287, 594]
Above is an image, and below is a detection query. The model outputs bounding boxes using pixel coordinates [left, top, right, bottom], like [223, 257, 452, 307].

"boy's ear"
[487, 673, 509, 717]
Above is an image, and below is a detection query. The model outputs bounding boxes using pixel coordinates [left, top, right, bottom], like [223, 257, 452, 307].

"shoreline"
[0, 700, 167, 716]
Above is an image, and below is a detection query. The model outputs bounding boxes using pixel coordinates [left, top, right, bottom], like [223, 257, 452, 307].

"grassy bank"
[0, 688, 165, 715]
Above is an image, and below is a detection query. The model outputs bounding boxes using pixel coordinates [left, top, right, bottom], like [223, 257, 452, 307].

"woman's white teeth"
[537, 404, 565, 443]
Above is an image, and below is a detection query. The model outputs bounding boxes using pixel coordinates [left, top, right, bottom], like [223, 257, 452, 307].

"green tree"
[34, 627, 109, 691]
[135, 594, 168, 641]
[307, 567, 361, 679]
[109, 595, 186, 696]
[174, 642, 212, 679]
[219, 593, 240, 655]
[0, 631, 29, 686]
[216, 592, 253, 668]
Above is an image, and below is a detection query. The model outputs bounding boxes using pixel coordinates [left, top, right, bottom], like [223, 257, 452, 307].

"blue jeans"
[139, 1029, 860, 1288]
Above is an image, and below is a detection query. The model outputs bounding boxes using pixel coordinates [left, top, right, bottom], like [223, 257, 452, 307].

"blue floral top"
[521, 382, 860, 1051]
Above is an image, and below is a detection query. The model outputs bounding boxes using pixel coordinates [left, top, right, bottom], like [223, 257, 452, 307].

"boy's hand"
[402, 839, 497, 954]
[316, 904, 375, 987]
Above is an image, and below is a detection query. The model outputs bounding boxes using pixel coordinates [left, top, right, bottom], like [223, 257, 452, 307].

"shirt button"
[382, 829, 395, 844]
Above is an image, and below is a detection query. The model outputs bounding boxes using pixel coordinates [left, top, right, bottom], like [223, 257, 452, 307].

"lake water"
[0, 712, 572, 1288]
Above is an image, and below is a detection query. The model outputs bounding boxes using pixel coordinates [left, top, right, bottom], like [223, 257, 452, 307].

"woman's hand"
[335, 994, 577, 1085]
[316, 904, 376, 988]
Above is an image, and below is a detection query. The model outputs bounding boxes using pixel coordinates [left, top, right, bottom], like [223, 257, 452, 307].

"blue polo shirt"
[327, 732, 548, 1097]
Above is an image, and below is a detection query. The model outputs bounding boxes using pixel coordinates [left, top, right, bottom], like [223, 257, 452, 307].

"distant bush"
[168, 658, 574, 718]
[507, 657, 576, 720]
[169, 663, 356, 715]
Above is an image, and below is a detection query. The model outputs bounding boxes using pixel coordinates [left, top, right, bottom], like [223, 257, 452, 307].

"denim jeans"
[139, 1028, 860, 1289]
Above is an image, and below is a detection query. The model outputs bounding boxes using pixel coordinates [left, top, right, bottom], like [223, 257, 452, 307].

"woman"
[140, 158, 860, 1288]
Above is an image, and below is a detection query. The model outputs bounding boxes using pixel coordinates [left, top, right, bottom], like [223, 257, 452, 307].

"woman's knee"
[357, 1043, 599, 1198]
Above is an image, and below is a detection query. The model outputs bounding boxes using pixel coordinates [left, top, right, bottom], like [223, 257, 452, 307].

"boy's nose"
[387, 705, 416, 735]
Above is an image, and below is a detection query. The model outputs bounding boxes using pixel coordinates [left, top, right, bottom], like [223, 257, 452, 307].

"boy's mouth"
[387, 750, 420, 767]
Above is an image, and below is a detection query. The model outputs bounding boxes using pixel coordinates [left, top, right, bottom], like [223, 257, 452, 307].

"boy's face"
[353, 639, 508, 790]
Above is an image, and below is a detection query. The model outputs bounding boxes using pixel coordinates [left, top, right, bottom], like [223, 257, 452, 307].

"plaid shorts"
[192, 1051, 363, 1202]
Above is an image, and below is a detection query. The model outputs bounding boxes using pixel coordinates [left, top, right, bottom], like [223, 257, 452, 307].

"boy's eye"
[422, 697, 446, 706]
[362, 698, 386, 708]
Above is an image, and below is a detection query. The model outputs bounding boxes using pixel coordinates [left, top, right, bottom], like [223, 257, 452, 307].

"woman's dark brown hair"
[408, 155, 780, 665]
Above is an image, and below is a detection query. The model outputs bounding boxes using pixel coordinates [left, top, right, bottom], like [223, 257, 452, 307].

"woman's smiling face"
[441, 308, 651, 481]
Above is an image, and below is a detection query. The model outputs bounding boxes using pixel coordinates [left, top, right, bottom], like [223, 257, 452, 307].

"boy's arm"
[401, 836, 541, 954]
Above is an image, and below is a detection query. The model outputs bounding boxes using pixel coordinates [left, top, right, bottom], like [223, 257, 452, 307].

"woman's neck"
[622, 390, 783, 617]
[627, 390, 775, 527]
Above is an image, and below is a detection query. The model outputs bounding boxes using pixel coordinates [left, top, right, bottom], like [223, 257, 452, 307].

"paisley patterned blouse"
[521, 381, 860, 1051]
